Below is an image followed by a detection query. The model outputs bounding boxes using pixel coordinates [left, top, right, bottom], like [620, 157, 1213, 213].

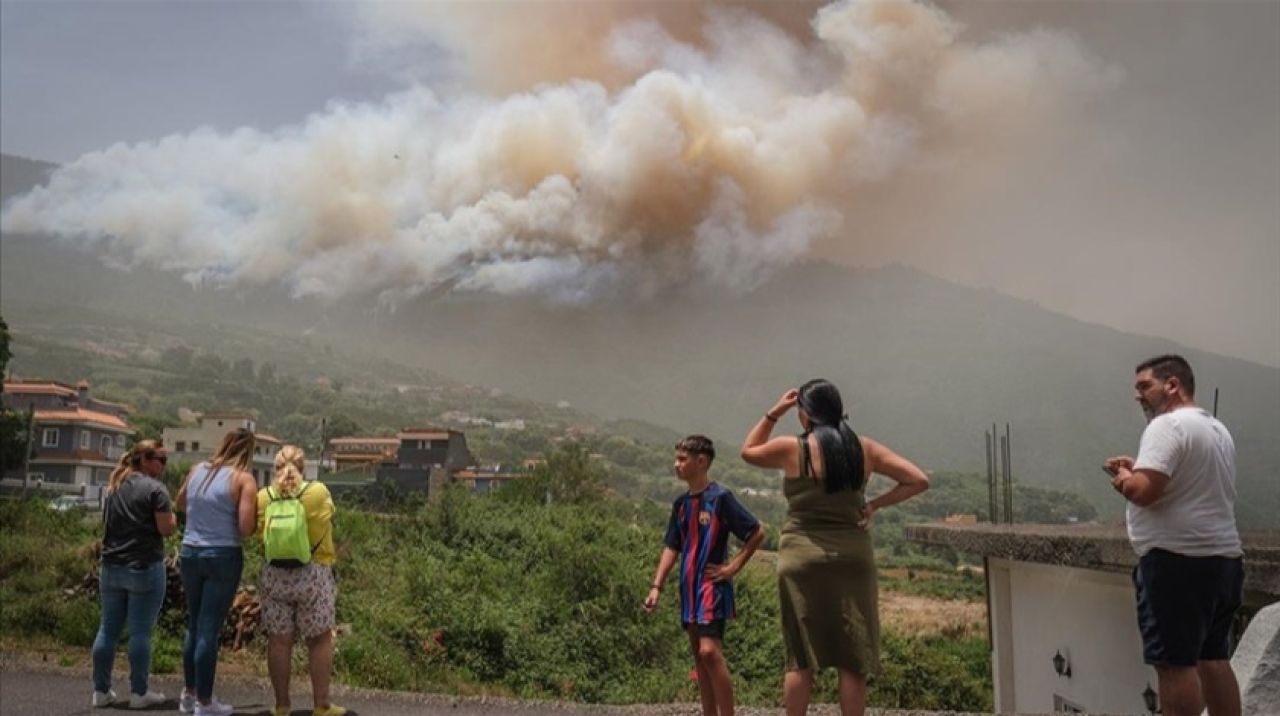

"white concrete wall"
[991, 558, 1159, 714]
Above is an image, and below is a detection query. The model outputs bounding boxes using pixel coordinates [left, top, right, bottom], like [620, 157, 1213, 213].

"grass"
[0, 492, 992, 711]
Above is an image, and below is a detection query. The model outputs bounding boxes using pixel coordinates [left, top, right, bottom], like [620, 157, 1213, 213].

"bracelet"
[764, 412, 778, 423]
[650, 584, 662, 591]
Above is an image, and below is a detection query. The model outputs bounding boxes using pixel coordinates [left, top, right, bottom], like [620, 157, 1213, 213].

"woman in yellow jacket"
[255, 446, 345, 716]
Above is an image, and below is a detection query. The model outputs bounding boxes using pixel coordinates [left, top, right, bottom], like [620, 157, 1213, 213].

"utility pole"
[319, 417, 327, 477]
[20, 403, 34, 497]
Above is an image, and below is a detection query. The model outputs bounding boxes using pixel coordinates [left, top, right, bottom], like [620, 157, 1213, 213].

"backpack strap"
[292, 481, 326, 555]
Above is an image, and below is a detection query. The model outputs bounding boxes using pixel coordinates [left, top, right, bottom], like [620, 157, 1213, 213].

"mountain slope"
[3, 153, 1275, 526]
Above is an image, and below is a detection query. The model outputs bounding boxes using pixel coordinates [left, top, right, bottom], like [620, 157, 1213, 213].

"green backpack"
[263, 483, 314, 567]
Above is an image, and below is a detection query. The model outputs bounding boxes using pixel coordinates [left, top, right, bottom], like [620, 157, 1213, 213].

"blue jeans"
[92, 560, 166, 696]
[179, 545, 243, 701]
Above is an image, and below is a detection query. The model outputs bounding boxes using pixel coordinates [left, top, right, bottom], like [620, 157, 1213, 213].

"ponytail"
[200, 427, 255, 494]
[271, 445, 306, 498]
[107, 439, 161, 494]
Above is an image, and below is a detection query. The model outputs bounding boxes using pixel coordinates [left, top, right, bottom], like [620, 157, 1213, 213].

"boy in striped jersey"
[644, 435, 765, 716]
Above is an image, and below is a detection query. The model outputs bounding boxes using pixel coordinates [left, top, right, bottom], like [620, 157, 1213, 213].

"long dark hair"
[798, 378, 864, 494]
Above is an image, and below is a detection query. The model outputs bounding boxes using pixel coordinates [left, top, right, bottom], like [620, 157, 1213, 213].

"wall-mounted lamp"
[1142, 683, 1161, 714]
[1052, 649, 1072, 678]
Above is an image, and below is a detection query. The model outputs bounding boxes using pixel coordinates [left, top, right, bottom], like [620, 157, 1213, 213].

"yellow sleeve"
[303, 482, 337, 565]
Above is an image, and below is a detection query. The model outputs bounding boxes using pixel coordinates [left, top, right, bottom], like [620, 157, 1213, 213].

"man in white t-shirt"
[1105, 354, 1243, 716]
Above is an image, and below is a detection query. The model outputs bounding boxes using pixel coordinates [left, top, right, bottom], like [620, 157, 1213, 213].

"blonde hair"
[271, 445, 306, 498]
[199, 427, 256, 493]
[107, 439, 161, 494]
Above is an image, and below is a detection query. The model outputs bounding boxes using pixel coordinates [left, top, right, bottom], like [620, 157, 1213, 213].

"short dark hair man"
[1105, 354, 1243, 716]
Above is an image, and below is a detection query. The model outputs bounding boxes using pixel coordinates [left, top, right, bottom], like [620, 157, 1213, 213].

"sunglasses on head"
[146, 454, 167, 465]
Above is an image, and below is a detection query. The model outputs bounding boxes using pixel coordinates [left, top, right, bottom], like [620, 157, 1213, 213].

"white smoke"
[0, 0, 1118, 302]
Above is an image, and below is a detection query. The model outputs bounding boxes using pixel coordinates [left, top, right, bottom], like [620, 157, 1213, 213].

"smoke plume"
[0, 0, 1116, 302]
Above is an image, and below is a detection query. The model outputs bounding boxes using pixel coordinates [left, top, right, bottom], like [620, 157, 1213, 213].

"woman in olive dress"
[741, 379, 929, 716]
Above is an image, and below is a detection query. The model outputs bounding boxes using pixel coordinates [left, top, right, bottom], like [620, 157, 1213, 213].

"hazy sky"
[2, 0, 1277, 367]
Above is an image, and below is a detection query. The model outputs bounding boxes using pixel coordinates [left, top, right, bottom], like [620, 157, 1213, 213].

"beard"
[1140, 394, 1170, 421]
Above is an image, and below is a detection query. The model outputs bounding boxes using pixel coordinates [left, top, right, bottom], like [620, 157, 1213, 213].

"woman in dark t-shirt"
[90, 439, 176, 709]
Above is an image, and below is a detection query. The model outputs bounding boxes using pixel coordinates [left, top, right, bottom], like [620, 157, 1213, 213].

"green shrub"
[55, 598, 100, 647]
[1, 481, 993, 710]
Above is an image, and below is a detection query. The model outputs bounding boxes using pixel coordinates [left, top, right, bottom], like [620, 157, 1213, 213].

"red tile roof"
[4, 381, 78, 397]
[202, 410, 256, 420]
[255, 433, 282, 445]
[34, 408, 131, 431]
[398, 427, 457, 439]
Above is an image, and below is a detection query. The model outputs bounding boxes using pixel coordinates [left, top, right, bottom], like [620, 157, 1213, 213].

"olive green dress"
[777, 437, 879, 676]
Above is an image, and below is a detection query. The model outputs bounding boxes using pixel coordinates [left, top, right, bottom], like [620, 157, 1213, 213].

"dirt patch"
[879, 591, 986, 638]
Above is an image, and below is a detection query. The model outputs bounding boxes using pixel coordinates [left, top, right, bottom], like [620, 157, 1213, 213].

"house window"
[1053, 696, 1086, 714]
[29, 472, 44, 484]
[100, 435, 112, 453]
[176, 441, 186, 452]
[42, 428, 59, 447]
[217, 421, 223, 427]
[115, 435, 125, 447]
[191, 441, 200, 452]
[79, 431, 91, 450]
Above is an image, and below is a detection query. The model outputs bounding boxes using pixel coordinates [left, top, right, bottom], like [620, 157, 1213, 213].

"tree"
[500, 443, 605, 505]
[257, 361, 277, 385]
[0, 314, 11, 376]
[325, 414, 363, 440]
[161, 345, 193, 373]
[232, 357, 256, 380]
[130, 413, 178, 444]
[0, 315, 31, 472]
[190, 353, 228, 381]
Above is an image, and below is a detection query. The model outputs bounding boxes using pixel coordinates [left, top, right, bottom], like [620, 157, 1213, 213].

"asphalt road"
[0, 662, 806, 716]
[0, 664, 681, 716]
[0, 660, 962, 716]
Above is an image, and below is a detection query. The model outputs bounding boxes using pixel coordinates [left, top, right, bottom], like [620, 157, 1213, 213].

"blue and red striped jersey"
[663, 482, 761, 625]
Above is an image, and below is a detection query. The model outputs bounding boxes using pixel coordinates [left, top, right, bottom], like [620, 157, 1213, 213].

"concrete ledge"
[904, 522, 1280, 598]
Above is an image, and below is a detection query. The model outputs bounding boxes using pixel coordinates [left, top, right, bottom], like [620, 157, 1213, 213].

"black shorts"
[1133, 548, 1244, 666]
[685, 620, 726, 640]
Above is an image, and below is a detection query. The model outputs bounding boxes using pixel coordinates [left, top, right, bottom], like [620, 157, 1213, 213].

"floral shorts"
[260, 563, 336, 639]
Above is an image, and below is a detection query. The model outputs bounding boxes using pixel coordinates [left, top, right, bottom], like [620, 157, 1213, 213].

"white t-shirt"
[1127, 406, 1242, 558]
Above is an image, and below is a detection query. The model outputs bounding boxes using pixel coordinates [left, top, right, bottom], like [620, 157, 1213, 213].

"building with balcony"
[328, 436, 399, 476]
[1, 380, 135, 492]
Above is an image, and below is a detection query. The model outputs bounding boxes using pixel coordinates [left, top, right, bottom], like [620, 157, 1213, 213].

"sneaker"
[129, 690, 166, 709]
[312, 706, 347, 716]
[92, 690, 117, 708]
[192, 699, 235, 716]
[179, 690, 197, 713]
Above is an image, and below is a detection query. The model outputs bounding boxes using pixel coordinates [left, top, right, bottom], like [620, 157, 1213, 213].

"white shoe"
[179, 690, 196, 713]
[92, 689, 117, 708]
[129, 690, 166, 708]
[193, 699, 235, 716]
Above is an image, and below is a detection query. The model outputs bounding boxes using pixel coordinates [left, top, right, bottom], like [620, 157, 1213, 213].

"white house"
[906, 522, 1279, 715]
[162, 411, 281, 487]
